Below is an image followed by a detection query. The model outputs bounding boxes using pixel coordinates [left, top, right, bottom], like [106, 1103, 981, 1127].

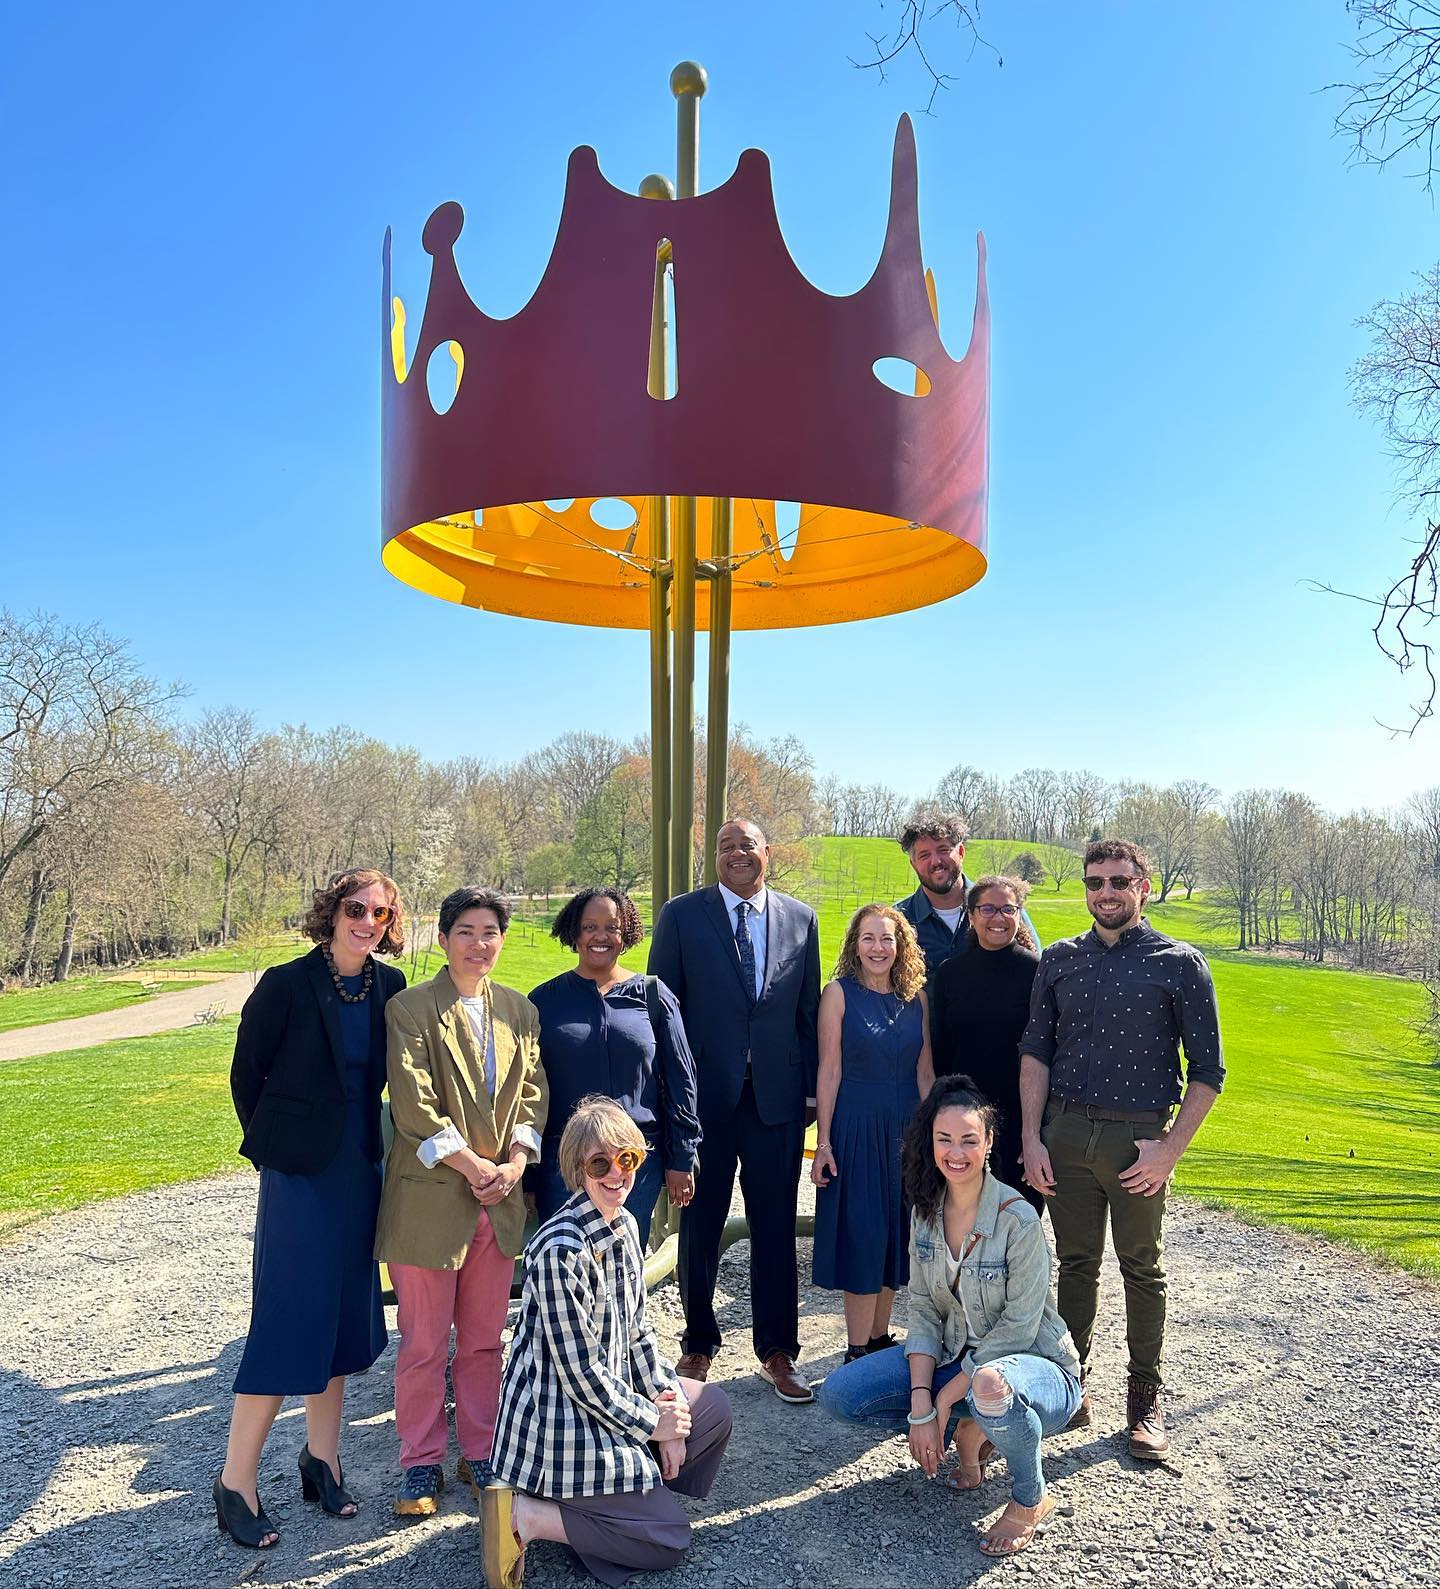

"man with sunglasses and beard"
[1019, 839, 1223, 1461]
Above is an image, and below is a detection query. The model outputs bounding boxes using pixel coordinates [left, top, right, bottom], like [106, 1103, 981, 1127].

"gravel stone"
[0, 1177, 1436, 1587]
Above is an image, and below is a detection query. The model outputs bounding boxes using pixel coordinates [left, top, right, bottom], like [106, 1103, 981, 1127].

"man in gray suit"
[648, 819, 822, 1403]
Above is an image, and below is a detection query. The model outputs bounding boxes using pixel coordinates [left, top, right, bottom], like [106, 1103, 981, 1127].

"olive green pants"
[1041, 1103, 1170, 1389]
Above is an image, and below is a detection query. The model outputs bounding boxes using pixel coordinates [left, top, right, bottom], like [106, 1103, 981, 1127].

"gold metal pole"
[668, 60, 706, 892]
[640, 173, 674, 910]
[703, 496, 732, 884]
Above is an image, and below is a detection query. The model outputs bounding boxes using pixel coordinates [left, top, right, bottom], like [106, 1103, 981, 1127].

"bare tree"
[1326, 9, 1440, 730]
[853, 1, 1001, 114]
[182, 707, 295, 942]
[1334, 1, 1440, 189]
[931, 763, 988, 832]
[0, 611, 176, 894]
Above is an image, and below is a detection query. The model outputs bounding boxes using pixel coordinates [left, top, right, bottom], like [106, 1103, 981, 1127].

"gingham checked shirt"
[491, 1191, 681, 1497]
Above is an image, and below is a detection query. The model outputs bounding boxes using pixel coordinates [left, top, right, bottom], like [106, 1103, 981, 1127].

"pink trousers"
[389, 1211, 513, 1468]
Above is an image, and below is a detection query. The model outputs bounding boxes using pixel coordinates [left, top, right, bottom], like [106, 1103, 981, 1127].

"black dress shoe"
[298, 1444, 358, 1516]
[213, 1475, 279, 1549]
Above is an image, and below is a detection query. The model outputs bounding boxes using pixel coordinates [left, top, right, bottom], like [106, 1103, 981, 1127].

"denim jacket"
[904, 1171, 1081, 1379]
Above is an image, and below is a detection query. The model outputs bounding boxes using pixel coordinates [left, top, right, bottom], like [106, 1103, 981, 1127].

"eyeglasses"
[342, 899, 395, 924]
[583, 1148, 646, 1179]
[974, 903, 1019, 918]
[1083, 875, 1142, 892]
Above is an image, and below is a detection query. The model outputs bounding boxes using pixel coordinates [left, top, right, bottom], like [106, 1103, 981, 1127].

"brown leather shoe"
[756, 1352, 814, 1404]
[675, 1351, 712, 1382]
[1125, 1375, 1170, 1460]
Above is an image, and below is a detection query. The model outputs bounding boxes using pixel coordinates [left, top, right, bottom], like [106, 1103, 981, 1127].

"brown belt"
[1051, 1097, 1170, 1124]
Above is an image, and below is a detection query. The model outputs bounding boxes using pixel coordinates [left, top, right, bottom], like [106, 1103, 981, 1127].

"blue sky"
[3, 1, 1436, 810]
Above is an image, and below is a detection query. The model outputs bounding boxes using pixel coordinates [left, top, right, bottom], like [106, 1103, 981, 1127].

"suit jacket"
[647, 884, 821, 1127]
[230, 947, 406, 1175]
[375, 967, 549, 1268]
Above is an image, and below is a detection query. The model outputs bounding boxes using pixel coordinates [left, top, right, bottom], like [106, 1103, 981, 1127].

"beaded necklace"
[322, 943, 373, 1003]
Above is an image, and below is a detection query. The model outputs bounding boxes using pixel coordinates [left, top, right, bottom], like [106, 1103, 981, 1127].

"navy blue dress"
[233, 972, 387, 1394]
[812, 978, 924, 1293]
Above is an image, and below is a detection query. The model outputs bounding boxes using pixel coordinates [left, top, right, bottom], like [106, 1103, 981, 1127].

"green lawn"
[2, 839, 1436, 1279]
[0, 977, 206, 1034]
[0, 1020, 241, 1238]
[146, 936, 306, 974]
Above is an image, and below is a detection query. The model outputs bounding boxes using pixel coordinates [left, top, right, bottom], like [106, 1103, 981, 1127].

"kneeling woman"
[484, 1097, 733, 1588]
[818, 1076, 1082, 1557]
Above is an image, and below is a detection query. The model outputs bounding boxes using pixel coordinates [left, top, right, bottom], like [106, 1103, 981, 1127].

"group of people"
[213, 810, 1223, 1580]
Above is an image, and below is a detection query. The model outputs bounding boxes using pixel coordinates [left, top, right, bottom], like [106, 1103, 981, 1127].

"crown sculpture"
[380, 114, 989, 630]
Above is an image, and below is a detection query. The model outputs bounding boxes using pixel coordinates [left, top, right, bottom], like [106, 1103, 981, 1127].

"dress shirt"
[718, 882, 768, 1000]
[528, 970, 701, 1172]
[1020, 919, 1225, 1110]
[490, 1190, 681, 1498]
[415, 993, 543, 1168]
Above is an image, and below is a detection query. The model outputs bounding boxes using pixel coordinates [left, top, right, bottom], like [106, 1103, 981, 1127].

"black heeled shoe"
[298, 1443, 358, 1517]
[212, 1474, 279, 1548]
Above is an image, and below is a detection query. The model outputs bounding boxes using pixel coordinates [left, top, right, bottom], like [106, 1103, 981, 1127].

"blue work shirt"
[528, 969, 702, 1173]
[896, 881, 1042, 981]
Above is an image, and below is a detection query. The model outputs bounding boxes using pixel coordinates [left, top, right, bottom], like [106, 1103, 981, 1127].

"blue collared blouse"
[528, 970, 702, 1172]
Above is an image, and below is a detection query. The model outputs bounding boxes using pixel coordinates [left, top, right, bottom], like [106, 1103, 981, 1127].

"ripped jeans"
[818, 1345, 1081, 1506]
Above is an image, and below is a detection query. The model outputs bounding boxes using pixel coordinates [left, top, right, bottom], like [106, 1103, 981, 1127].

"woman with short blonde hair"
[811, 902, 934, 1362]
[482, 1096, 733, 1589]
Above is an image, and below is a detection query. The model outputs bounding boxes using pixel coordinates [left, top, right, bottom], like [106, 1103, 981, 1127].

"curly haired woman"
[214, 868, 407, 1548]
[810, 902, 934, 1362]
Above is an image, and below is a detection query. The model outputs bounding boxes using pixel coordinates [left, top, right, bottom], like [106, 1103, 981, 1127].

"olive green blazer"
[375, 967, 548, 1268]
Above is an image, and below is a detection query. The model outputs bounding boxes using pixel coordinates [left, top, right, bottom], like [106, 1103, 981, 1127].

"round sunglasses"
[583, 1147, 647, 1179]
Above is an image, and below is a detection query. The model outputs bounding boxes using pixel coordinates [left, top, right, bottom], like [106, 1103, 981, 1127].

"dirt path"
[0, 974, 258, 1064]
[1, 1173, 1436, 1589]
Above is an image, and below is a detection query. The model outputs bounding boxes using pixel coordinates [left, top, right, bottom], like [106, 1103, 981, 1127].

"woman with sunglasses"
[929, 875, 1044, 1213]
[483, 1096, 733, 1589]
[216, 869, 407, 1549]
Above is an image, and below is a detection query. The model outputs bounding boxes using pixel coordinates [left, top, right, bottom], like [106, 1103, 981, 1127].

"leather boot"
[1125, 1374, 1169, 1460]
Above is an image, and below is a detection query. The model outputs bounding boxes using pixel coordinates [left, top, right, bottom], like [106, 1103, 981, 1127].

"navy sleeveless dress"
[233, 971, 387, 1394]
[812, 977, 924, 1293]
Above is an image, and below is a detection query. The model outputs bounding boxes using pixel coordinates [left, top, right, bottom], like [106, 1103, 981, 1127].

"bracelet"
[909, 1385, 933, 1399]
[906, 1407, 939, 1426]
[815, 1142, 830, 1152]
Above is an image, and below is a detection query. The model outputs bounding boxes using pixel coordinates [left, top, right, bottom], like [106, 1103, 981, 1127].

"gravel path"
[2, 1175, 1436, 1589]
[0, 975, 253, 1064]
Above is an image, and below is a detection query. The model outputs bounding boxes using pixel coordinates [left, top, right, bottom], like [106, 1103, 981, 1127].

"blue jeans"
[818, 1345, 1081, 1506]
[532, 1145, 665, 1250]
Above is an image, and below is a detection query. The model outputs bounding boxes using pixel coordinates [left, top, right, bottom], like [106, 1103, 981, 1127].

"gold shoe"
[481, 1482, 525, 1589]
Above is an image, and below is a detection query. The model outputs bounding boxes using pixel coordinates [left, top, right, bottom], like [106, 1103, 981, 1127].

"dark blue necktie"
[734, 900, 758, 1005]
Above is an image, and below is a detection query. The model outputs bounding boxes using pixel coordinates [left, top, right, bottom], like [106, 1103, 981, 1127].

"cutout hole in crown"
[872, 356, 932, 397]
[590, 497, 638, 532]
[426, 341, 464, 414]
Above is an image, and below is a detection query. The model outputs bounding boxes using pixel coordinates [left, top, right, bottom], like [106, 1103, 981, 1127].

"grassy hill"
[1, 835, 1435, 1277]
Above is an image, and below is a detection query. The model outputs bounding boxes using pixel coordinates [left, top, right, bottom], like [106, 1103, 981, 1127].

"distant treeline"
[3, 612, 1438, 1032]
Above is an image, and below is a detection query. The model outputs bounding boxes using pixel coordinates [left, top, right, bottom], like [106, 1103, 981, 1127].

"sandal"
[978, 1493, 1058, 1555]
[481, 1482, 526, 1589]
[942, 1439, 998, 1492]
[298, 1443, 358, 1517]
[212, 1474, 279, 1549]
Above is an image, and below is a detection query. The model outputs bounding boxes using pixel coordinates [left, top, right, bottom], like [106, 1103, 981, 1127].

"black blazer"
[647, 885, 821, 1127]
[230, 947, 406, 1175]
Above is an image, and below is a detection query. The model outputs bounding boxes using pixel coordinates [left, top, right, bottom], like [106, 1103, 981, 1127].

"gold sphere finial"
[670, 60, 708, 98]
[638, 173, 676, 201]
